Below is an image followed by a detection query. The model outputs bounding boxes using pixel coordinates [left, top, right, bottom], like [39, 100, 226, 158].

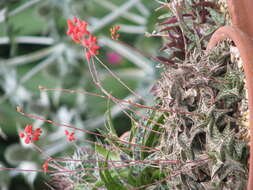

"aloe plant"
[45, 1, 249, 189]
[46, 1, 250, 189]
[208, 0, 253, 189]
[0, 1, 250, 190]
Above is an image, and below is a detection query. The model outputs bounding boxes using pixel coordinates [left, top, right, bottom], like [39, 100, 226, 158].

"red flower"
[24, 125, 33, 134]
[65, 130, 75, 141]
[66, 17, 100, 61]
[19, 125, 42, 144]
[19, 132, 25, 138]
[82, 35, 100, 61]
[42, 160, 49, 173]
[67, 16, 89, 43]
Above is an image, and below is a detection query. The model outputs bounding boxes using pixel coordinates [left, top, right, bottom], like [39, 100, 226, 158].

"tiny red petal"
[66, 131, 75, 141]
[42, 161, 49, 173]
[66, 30, 72, 36]
[34, 128, 42, 137]
[70, 132, 75, 141]
[68, 136, 75, 141]
[32, 136, 39, 141]
[25, 125, 33, 134]
[73, 35, 80, 43]
[73, 16, 78, 23]
[24, 137, 31, 144]
[67, 20, 74, 30]
[19, 132, 25, 138]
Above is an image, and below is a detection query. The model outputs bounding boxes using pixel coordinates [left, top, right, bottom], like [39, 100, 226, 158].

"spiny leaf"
[98, 152, 127, 190]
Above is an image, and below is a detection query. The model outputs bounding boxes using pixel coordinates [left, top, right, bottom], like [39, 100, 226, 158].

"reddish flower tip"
[110, 26, 120, 40]
[24, 125, 33, 134]
[42, 160, 49, 173]
[66, 17, 100, 61]
[24, 137, 31, 144]
[19, 132, 25, 138]
[32, 136, 39, 141]
[65, 130, 76, 141]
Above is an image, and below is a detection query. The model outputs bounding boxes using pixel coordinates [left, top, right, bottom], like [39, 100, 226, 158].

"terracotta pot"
[207, 1, 253, 189]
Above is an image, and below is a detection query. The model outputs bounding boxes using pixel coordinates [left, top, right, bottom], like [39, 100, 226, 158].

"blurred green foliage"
[0, 0, 163, 189]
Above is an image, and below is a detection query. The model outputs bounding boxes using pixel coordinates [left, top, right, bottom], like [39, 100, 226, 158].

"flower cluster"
[110, 26, 120, 40]
[65, 130, 75, 141]
[82, 34, 100, 61]
[67, 17, 100, 61]
[19, 125, 42, 144]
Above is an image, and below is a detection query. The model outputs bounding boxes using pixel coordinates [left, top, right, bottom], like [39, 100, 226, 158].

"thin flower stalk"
[92, 55, 202, 116]
[39, 85, 197, 134]
[0, 157, 209, 173]
[77, 138, 156, 153]
[87, 56, 171, 134]
[39, 86, 201, 116]
[17, 110, 160, 152]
